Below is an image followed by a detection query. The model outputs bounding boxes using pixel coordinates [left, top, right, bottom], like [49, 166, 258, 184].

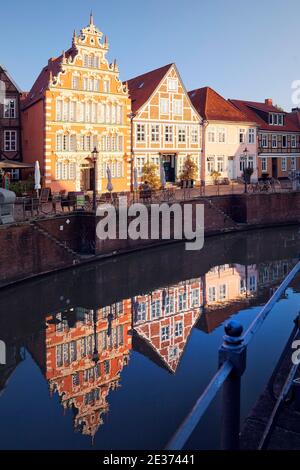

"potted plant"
[141, 162, 161, 190]
[179, 155, 198, 188]
[210, 170, 221, 185]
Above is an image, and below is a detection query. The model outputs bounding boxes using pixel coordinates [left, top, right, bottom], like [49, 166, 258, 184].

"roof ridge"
[126, 62, 173, 84]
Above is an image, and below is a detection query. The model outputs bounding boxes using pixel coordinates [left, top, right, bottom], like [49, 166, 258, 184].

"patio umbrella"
[106, 166, 113, 193]
[0, 160, 34, 169]
[160, 164, 166, 189]
[133, 167, 139, 191]
[34, 161, 41, 197]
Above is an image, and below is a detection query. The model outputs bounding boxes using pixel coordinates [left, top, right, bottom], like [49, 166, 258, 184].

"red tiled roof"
[22, 47, 76, 109]
[188, 87, 250, 122]
[125, 63, 173, 114]
[230, 99, 300, 132]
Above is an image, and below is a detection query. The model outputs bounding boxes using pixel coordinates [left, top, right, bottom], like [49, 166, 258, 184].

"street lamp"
[242, 146, 249, 194]
[92, 308, 99, 364]
[91, 147, 99, 212]
[201, 119, 209, 194]
[128, 112, 136, 193]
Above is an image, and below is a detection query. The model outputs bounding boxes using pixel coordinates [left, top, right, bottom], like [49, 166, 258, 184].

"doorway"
[162, 154, 176, 183]
[80, 167, 94, 191]
[272, 158, 278, 178]
[227, 158, 234, 180]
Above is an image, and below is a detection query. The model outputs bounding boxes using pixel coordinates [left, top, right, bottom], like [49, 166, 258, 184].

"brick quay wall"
[0, 192, 300, 288]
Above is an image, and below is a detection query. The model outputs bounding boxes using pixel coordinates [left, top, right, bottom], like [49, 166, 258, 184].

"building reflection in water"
[24, 256, 298, 439]
[132, 278, 203, 373]
[27, 301, 132, 439]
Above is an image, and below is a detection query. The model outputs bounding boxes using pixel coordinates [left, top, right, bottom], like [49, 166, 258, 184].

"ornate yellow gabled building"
[22, 14, 131, 193]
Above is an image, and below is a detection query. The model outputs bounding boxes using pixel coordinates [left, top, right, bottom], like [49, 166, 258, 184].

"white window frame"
[167, 78, 178, 92]
[173, 99, 182, 116]
[207, 156, 215, 173]
[136, 302, 146, 322]
[239, 128, 245, 144]
[218, 127, 226, 143]
[151, 124, 160, 142]
[281, 157, 287, 172]
[272, 135, 277, 148]
[291, 135, 297, 148]
[291, 157, 296, 171]
[151, 300, 161, 319]
[175, 321, 183, 337]
[72, 75, 79, 90]
[4, 98, 16, 118]
[262, 134, 268, 148]
[160, 98, 169, 114]
[178, 126, 186, 143]
[191, 126, 199, 144]
[261, 157, 267, 173]
[248, 128, 255, 144]
[217, 156, 225, 172]
[282, 135, 287, 148]
[191, 288, 200, 307]
[55, 161, 76, 180]
[208, 286, 216, 303]
[165, 295, 174, 315]
[207, 127, 216, 143]
[136, 124, 145, 142]
[161, 326, 170, 342]
[178, 292, 187, 311]
[136, 156, 146, 176]
[219, 284, 227, 300]
[4, 130, 17, 151]
[165, 125, 173, 143]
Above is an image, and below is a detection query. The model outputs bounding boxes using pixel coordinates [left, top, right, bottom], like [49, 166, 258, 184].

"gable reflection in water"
[23, 256, 298, 440]
[27, 303, 132, 438]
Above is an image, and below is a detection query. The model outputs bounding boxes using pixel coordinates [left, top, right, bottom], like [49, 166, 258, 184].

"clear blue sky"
[1, 0, 299, 110]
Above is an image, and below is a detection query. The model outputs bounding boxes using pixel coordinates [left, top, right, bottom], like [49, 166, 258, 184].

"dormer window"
[269, 113, 284, 126]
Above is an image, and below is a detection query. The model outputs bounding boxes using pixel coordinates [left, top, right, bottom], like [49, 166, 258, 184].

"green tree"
[179, 155, 198, 181]
[141, 162, 161, 190]
[210, 170, 221, 184]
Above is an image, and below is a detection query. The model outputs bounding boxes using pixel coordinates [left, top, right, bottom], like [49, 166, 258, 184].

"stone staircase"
[205, 198, 239, 227]
[31, 222, 81, 263]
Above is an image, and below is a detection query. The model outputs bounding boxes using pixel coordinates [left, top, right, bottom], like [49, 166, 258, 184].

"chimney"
[265, 98, 273, 106]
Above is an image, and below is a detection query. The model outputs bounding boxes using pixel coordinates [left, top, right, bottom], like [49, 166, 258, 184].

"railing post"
[219, 320, 247, 450]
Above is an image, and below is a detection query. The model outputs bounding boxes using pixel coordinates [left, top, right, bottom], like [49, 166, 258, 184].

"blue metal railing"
[166, 260, 300, 450]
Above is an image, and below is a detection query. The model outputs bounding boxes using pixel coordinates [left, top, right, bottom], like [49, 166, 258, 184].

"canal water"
[0, 226, 300, 450]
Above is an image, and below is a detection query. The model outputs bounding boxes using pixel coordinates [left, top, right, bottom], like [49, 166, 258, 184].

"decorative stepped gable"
[23, 14, 127, 109]
[22, 14, 131, 193]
